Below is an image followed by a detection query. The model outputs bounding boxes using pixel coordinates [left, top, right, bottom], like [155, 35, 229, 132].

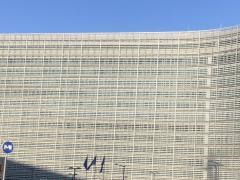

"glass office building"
[0, 26, 239, 179]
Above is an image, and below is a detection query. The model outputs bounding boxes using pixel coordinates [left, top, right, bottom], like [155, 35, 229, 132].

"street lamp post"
[115, 163, 126, 180]
[150, 171, 156, 180]
[68, 166, 81, 180]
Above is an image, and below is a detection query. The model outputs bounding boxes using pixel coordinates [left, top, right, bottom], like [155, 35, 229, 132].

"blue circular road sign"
[2, 141, 14, 154]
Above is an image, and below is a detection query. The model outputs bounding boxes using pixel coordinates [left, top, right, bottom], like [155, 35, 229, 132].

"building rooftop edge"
[0, 25, 239, 35]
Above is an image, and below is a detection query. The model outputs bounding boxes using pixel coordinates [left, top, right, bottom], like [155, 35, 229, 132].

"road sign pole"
[2, 155, 7, 180]
[2, 141, 14, 180]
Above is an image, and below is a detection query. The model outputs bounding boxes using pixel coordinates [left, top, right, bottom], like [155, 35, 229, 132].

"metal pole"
[150, 171, 156, 180]
[69, 167, 81, 180]
[2, 155, 7, 180]
[73, 168, 76, 180]
[102, 167, 105, 180]
[115, 164, 126, 180]
[94, 164, 96, 180]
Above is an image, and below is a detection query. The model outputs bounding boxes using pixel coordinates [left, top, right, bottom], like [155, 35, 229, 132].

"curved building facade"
[0, 26, 239, 179]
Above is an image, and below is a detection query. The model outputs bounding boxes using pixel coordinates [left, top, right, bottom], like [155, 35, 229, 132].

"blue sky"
[0, 0, 239, 33]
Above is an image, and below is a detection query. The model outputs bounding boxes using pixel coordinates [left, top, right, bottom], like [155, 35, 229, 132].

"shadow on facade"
[1, 158, 72, 180]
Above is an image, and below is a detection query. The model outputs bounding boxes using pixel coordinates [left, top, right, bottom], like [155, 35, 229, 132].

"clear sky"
[0, 0, 239, 33]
